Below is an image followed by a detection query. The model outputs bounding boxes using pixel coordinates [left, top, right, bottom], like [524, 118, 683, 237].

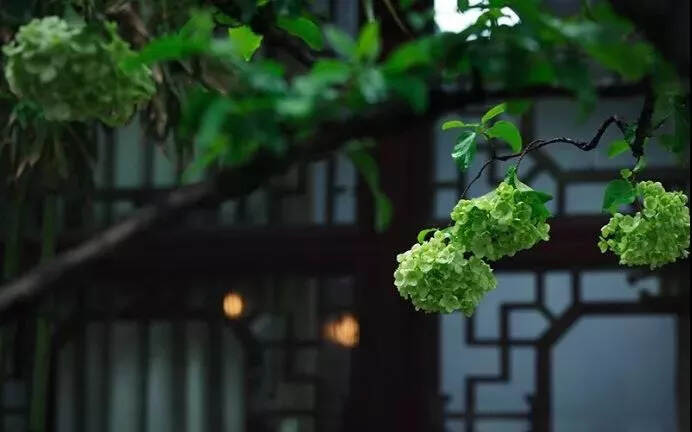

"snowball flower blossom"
[394, 231, 496, 315]
[3, 17, 154, 126]
[450, 181, 550, 261]
[599, 181, 690, 269]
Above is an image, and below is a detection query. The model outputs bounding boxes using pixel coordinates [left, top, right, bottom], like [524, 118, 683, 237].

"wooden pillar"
[346, 111, 437, 431]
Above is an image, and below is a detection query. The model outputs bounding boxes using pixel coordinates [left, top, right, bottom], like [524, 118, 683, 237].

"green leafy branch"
[443, 80, 686, 216]
[0, 0, 689, 317]
[346, 139, 393, 232]
[442, 102, 523, 172]
[442, 103, 629, 199]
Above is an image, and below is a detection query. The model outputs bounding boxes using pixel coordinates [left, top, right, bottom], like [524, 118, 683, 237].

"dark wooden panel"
[82, 216, 642, 279]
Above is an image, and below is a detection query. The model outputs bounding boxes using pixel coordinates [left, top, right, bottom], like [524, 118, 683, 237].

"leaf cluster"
[443, 102, 522, 171]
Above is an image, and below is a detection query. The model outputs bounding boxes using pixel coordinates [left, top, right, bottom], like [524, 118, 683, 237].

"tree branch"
[0, 182, 214, 314]
[0, 83, 646, 315]
[631, 78, 655, 159]
[461, 85, 658, 198]
[461, 115, 629, 198]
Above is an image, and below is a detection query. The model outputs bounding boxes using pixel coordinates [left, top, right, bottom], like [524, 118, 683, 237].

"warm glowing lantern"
[222, 292, 244, 319]
[324, 313, 359, 348]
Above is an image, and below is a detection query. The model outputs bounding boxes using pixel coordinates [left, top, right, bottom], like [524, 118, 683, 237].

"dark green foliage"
[0, 0, 689, 319]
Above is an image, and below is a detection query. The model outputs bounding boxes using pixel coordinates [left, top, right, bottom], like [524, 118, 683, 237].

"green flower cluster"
[3, 16, 155, 126]
[394, 172, 552, 315]
[599, 181, 690, 269]
[394, 231, 496, 316]
[449, 181, 551, 261]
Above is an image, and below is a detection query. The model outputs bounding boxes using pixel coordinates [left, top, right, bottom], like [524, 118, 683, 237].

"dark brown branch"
[461, 85, 657, 198]
[0, 83, 646, 314]
[0, 182, 215, 314]
[631, 78, 655, 159]
[461, 115, 629, 198]
[382, 0, 413, 37]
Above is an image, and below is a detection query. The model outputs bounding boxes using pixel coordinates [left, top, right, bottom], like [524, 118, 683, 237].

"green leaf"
[196, 98, 233, 155]
[309, 59, 351, 85]
[620, 168, 632, 179]
[622, 123, 637, 143]
[481, 102, 507, 124]
[212, 11, 241, 26]
[554, 56, 597, 116]
[358, 68, 387, 103]
[374, 192, 394, 233]
[356, 22, 381, 62]
[526, 57, 557, 85]
[504, 165, 518, 184]
[607, 139, 630, 158]
[324, 25, 356, 59]
[442, 120, 470, 131]
[486, 120, 522, 152]
[602, 179, 636, 214]
[588, 1, 634, 35]
[387, 75, 428, 113]
[276, 97, 313, 117]
[509, 170, 553, 202]
[517, 190, 552, 219]
[583, 42, 654, 81]
[417, 228, 437, 244]
[122, 35, 208, 70]
[225, 139, 261, 166]
[362, 0, 375, 22]
[382, 38, 432, 73]
[505, 166, 553, 218]
[633, 156, 647, 173]
[452, 131, 477, 171]
[228, 26, 263, 61]
[519, 186, 552, 204]
[346, 141, 393, 232]
[179, 87, 217, 138]
[506, 99, 533, 116]
[179, 10, 216, 40]
[405, 10, 432, 32]
[276, 16, 324, 50]
[659, 133, 687, 158]
[63, 3, 85, 26]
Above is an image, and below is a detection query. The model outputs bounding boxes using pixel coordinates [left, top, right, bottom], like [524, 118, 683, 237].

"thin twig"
[362, 0, 375, 23]
[516, 138, 538, 168]
[461, 115, 629, 198]
[382, 0, 413, 36]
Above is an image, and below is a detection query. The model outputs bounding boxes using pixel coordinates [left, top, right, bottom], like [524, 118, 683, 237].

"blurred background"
[0, 0, 689, 431]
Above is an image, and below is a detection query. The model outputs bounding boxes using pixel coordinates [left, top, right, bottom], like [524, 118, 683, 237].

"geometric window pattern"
[435, 96, 689, 432]
[440, 270, 685, 432]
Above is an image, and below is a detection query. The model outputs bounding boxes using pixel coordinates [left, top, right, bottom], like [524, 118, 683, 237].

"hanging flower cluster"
[394, 170, 553, 316]
[3, 16, 155, 126]
[450, 181, 551, 261]
[394, 231, 497, 316]
[599, 181, 690, 269]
